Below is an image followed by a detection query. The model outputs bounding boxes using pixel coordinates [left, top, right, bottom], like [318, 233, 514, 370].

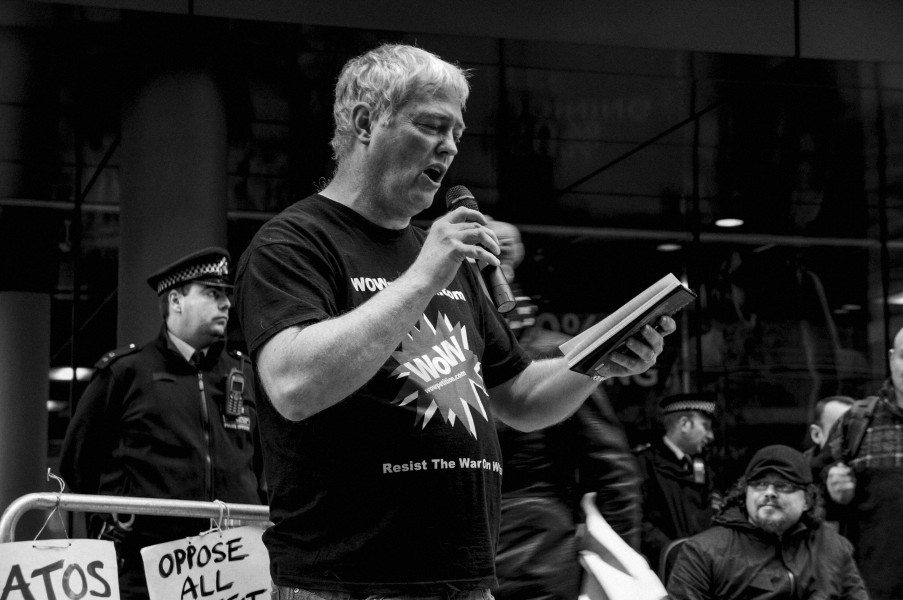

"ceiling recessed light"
[656, 243, 682, 252]
[47, 400, 69, 412]
[715, 218, 744, 228]
[49, 367, 94, 381]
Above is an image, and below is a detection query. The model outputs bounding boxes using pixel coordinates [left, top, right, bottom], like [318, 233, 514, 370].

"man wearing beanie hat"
[59, 247, 266, 600]
[667, 445, 868, 599]
[635, 391, 719, 569]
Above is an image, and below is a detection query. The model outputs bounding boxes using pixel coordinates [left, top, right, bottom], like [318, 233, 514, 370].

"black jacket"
[494, 326, 641, 600]
[667, 506, 869, 600]
[635, 436, 716, 568]
[59, 326, 266, 541]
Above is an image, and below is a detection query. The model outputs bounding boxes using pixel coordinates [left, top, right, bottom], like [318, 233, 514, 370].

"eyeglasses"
[748, 480, 802, 494]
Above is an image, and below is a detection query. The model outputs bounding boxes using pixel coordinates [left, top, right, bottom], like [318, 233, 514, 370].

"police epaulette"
[94, 343, 140, 369]
[227, 348, 252, 367]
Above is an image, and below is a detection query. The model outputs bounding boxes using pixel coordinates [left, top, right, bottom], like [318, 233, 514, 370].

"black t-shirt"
[234, 194, 531, 592]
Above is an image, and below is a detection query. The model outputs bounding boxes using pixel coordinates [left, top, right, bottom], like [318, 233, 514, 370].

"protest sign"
[578, 492, 667, 600]
[141, 526, 269, 600]
[0, 539, 120, 599]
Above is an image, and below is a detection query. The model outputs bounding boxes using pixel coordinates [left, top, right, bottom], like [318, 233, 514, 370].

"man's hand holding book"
[559, 273, 696, 380]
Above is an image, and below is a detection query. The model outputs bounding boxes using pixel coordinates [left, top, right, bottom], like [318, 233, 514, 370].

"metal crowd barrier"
[0, 492, 270, 543]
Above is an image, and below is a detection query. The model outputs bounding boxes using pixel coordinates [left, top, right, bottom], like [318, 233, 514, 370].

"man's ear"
[809, 424, 824, 447]
[169, 289, 182, 313]
[352, 103, 374, 144]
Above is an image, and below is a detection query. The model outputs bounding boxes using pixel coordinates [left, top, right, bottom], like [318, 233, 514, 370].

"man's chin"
[754, 511, 789, 534]
[207, 324, 228, 339]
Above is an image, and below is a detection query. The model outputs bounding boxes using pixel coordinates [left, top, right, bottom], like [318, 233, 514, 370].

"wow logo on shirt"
[391, 312, 489, 439]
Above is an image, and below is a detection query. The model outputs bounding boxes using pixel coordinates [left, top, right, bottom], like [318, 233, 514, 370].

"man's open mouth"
[423, 166, 443, 183]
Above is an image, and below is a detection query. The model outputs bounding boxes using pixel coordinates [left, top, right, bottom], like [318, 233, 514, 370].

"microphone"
[445, 185, 517, 314]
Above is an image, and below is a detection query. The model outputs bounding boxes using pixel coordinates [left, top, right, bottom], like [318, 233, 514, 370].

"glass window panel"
[4, 11, 899, 482]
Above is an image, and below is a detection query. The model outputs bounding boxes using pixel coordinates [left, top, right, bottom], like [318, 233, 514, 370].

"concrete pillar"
[0, 0, 55, 540]
[0, 294, 51, 539]
[118, 69, 229, 344]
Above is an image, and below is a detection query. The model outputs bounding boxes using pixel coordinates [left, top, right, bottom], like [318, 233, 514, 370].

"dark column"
[118, 68, 229, 344]
[0, 0, 55, 540]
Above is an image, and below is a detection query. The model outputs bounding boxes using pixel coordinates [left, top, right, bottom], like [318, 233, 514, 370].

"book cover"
[560, 273, 696, 376]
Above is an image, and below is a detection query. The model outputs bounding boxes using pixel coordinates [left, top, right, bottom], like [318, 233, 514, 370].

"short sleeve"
[234, 234, 335, 357]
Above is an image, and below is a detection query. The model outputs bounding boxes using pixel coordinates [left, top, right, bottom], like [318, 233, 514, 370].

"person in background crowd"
[803, 395, 853, 459]
[233, 43, 674, 600]
[667, 445, 868, 600]
[487, 218, 643, 600]
[818, 325, 903, 600]
[59, 247, 265, 600]
[634, 392, 718, 570]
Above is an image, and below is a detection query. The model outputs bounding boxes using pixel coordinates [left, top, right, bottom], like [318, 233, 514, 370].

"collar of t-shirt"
[662, 435, 687, 463]
[166, 329, 205, 364]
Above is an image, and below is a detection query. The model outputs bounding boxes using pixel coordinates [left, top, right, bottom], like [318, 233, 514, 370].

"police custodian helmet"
[146, 247, 233, 295]
[659, 392, 717, 418]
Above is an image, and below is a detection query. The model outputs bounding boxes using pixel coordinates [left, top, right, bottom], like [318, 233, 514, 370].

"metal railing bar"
[0, 493, 269, 543]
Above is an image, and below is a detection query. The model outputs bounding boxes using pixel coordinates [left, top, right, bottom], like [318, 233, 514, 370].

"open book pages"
[559, 273, 696, 376]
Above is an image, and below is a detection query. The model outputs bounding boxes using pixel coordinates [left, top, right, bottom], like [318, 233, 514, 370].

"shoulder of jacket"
[93, 343, 140, 370]
[851, 395, 880, 416]
[226, 348, 253, 367]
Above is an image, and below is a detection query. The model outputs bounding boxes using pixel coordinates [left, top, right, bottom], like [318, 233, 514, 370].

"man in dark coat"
[59, 247, 266, 600]
[667, 445, 868, 600]
[817, 325, 903, 600]
[481, 218, 644, 600]
[635, 392, 718, 569]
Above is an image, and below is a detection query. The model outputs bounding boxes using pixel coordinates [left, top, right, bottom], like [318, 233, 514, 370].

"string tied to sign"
[33, 469, 70, 548]
[198, 499, 230, 538]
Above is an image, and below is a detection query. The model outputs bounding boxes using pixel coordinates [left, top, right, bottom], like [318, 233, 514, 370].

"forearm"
[491, 357, 599, 431]
[258, 268, 437, 421]
[492, 319, 672, 431]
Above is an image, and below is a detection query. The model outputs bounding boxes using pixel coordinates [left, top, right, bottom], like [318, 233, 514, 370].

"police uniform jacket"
[59, 325, 265, 542]
[635, 436, 716, 568]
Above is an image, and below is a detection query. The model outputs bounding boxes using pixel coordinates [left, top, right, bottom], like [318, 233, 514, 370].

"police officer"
[59, 247, 265, 600]
[634, 392, 718, 571]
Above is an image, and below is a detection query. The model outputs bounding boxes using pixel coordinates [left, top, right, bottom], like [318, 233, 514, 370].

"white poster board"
[141, 526, 270, 600]
[0, 539, 120, 599]
[578, 493, 667, 600]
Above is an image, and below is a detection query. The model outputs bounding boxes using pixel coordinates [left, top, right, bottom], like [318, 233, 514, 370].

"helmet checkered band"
[155, 256, 229, 294]
[662, 400, 716, 415]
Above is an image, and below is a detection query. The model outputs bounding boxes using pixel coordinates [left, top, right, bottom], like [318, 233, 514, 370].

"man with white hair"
[234, 43, 674, 600]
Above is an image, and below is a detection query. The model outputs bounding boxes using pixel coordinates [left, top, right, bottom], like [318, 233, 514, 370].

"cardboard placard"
[0, 539, 120, 599]
[141, 526, 269, 600]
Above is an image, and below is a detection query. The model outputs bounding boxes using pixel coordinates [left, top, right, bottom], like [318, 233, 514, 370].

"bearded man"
[666, 445, 868, 600]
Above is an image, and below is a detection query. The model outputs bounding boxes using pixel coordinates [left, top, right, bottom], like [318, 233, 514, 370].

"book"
[559, 273, 696, 376]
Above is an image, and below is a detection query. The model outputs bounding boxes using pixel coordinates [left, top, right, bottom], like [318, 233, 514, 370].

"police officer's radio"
[225, 367, 246, 418]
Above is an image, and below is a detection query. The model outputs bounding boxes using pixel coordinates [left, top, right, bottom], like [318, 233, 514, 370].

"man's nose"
[438, 132, 458, 156]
